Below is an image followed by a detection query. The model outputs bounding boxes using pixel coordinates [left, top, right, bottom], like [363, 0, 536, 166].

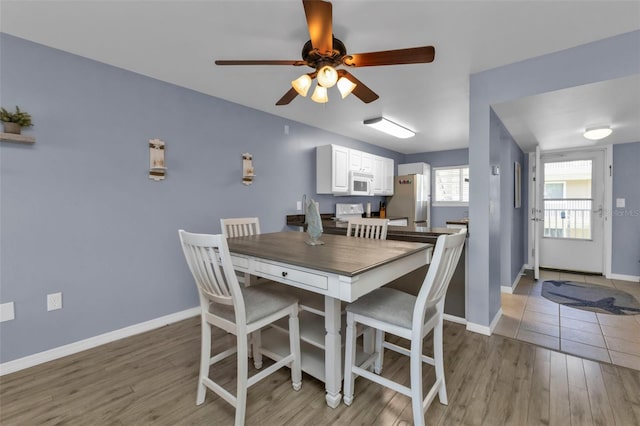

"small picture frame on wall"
[514, 161, 522, 208]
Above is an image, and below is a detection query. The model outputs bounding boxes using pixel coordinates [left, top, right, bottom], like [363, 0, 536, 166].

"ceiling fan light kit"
[364, 117, 415, 139]
[215, 0, 435, 106]
[311, 85, 329, 103]
[583, 126, 612, 140]
[336, 77, 356, 99]
[292, 74, 313, 97]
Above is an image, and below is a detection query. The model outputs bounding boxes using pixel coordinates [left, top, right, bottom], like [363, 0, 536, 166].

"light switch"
[616, 198, 626, 208]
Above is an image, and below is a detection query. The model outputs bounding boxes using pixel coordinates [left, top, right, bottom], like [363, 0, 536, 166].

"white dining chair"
[221, 217, 261, 286]
[342, 228, 466, 426]
[221, 217, 261, 238]
[346, 217, 388, 240]
[179, 230, 302, 426]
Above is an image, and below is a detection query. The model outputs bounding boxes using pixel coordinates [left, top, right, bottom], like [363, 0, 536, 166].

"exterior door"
[533, 145, 541, 279]
[539, 149, 605, 273]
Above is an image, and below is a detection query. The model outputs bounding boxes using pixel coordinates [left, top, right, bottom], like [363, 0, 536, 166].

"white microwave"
[348, 171, 374, 196]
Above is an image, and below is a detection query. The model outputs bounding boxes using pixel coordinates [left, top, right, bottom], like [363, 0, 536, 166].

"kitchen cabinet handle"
[281, 271, 288, 277]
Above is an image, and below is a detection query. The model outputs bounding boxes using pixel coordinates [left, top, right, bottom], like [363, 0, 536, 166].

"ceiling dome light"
[291, 74, 312, 97]
[311, 85, 328, 103]
[583, 126, 612, 140]
[336, 77, 357, 99]
[317, 65, 338, 88]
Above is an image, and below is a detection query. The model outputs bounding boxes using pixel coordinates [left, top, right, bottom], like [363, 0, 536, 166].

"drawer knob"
[281, 271, 288, 277]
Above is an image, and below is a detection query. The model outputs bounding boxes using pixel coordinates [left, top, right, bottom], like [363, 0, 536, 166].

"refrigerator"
[386, 173, 431, 226]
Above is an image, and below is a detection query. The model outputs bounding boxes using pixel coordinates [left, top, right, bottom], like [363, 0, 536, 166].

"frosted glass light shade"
[291, 74, 312, 97]
[583, 126, 612, 140]
[336, 77, 356, 98]
[317, 65, 338, 88]
[311, 85, 328, 103]
[364, 117, 415, 139]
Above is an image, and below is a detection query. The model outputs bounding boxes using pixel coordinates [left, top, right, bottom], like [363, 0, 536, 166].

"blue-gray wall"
[0, 34, 402, 363]
[1, 30, 638, 364]
[403, 148, 469, 227]
[612, 142, 640, 277]
[469, 30, 640, 328]
[495, 114, 526, 288]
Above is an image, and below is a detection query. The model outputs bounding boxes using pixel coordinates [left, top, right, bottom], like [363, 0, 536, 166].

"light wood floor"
[496, 269, 640, 371]
[2, 316, 639, 425]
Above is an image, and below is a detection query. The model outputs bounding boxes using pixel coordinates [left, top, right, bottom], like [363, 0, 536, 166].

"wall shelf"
[0, 132, 35, 144]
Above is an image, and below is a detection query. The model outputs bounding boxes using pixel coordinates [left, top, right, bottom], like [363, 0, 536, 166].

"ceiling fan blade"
[338, 70, 379, 104]
[344, 46, 435, 67]
[276, 87, 299, 106]
[215, 60, 307, 66]
[303, 0, 333, 55]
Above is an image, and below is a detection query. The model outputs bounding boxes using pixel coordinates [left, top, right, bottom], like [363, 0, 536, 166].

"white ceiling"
[2, 0, 639, 154]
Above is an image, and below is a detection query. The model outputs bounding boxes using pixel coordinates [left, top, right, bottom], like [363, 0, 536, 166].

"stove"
[335, 203, 365, 222]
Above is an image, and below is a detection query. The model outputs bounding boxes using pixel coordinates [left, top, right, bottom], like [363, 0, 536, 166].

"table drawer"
[255, 261, 328, 290]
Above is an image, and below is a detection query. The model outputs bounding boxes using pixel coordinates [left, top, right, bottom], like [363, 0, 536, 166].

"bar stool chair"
[346, 217, 388, 240]
[221, 217, 261, 286]
[179, 230, 302, 426]
[342, 228, 466, 426]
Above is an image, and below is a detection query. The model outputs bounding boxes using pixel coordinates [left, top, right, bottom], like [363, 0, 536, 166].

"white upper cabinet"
[317, 144, 393, 195]
[382, 157, 395, 195]
[372, 155, 394, 196]
[317, 144, 349, 194]
[361, 153, 374, 173]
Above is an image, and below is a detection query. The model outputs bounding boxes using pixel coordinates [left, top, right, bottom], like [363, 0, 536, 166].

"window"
[433, 166, 469, 205]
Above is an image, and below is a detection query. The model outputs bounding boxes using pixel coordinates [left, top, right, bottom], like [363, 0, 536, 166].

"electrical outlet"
[47, 292, 63, 311]
[296, 201, 302, 211]
[0, 302, 15, 322]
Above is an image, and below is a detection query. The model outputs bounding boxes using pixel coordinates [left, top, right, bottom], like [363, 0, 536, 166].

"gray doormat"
[542, 280, 640, 315]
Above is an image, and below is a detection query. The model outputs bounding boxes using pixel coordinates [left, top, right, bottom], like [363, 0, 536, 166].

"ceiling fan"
[215, 0, 435, 105]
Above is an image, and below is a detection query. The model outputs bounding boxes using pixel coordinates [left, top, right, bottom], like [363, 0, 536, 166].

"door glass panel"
[543, 160, 592, 239]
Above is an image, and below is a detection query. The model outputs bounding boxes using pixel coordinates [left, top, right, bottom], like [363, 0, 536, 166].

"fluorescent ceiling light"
[363, 117, 415, 139]
[583, 126, 612, 140]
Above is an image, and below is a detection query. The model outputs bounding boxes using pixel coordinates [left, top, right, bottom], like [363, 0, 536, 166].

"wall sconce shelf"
[0, 132, 35, 144]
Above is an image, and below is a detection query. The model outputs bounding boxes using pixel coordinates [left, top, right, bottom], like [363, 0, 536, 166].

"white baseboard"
[607, 273, 640, 283]
[501, 265, 527, 294]
[0, 307, 200, 376]
[443, 313, 467, 325]
[466, 308, 503, 336]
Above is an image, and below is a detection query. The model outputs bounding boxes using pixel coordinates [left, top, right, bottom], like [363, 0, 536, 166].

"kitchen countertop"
[286, 214, 461, 242]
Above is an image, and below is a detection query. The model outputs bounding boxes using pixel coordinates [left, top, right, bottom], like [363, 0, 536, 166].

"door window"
[543, 160, 592, 240]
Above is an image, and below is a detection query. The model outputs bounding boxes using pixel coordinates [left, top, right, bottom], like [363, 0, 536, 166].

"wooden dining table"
[227, 231, 432, 408]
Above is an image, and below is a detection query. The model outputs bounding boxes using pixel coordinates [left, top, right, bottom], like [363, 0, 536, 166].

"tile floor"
[494, 269, 640, 371]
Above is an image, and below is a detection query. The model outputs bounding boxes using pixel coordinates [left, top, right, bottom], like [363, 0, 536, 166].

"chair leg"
[342, 313, 357, 406]
[363, 327, 375, 371]
[196, 320, 211, 405]
[252, 331, 263, 369]
[374, 329, 385, 374]
[410, 336, 425, 426]
[235, 333, 249, 426]
[288, 308, 302, 391]
[434, 318, 448, 405]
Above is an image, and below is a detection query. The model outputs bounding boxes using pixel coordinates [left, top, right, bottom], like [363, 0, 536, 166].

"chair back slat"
[347, 218, 388, 240]
[221, 217, 261, 238]
[179, 230, 244, 309]
[414, 228, 466, 324]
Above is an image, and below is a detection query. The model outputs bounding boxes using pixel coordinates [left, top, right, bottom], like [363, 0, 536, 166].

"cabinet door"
[372, 156, 384, 194]
[332, 145, 349, 192]
[383, 157, 395, 195]
[361, 153, 374, 173]
[348, 149, 362, 172]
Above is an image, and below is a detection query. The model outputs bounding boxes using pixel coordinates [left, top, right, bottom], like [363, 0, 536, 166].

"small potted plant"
[0, 106, 33, 135]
